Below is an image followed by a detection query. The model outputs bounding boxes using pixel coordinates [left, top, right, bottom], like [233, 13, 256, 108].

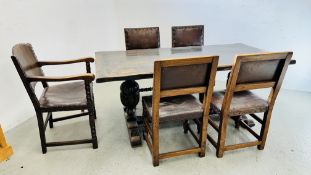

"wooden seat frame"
[143, 56, 218, 166]
[204, 52, 293, 157]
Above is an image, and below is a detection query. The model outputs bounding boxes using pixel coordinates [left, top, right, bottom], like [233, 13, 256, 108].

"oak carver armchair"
[11, 43, 98, 153]
[172, 25, 204, 48]
[203, 52, 293, 157]
[142, 56, 219, 166]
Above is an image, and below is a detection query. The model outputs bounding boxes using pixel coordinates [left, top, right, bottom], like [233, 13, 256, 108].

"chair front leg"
[91, 84, 97, 119]
[88, 111, 98, 149]
[216, 114, 229, 158]
[85, 80, 98, 149]
[36, 111, 47, 154]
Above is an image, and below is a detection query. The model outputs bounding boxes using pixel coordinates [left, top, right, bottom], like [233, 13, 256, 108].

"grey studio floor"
[1, 80, 310, 175]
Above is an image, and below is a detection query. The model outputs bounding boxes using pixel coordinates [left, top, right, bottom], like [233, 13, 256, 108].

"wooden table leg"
[120, 80, 142, 147]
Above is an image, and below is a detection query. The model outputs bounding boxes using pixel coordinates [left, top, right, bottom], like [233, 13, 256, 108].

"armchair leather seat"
[142, 95, 203, 123]
[39, 81, 88, 110]
[211, 90, 269, 116]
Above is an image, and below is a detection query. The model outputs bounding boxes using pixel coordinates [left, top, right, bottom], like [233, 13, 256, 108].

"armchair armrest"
[38, 57, 94, 66]
[27, 73, 95, 82]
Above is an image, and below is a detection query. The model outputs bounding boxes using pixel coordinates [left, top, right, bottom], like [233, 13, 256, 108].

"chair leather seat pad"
[142, 95, 203, 123]
[39, 81, 87, 109]
[211, 90, 268, 116]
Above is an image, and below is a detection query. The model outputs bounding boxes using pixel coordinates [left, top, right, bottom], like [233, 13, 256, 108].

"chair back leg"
[199, 116, 208, 157]
[36, 112, 47, 154]
[48, 112, 53, 128]
[258, 111, 272, 150]
[152, 124, 160, 167]
[216, 114, 229, 158]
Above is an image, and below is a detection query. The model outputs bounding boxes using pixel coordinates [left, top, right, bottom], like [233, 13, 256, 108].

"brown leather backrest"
[12, 43, 44, 78]
[154, 56, 218, 92]
[11, 43, 44, 108]
[160, 63, 210, 90]
[124, 27, 160, 50]
[235, 52, 290, 84]
[172, 25, 204, 48]
[12, 43, 44, 90]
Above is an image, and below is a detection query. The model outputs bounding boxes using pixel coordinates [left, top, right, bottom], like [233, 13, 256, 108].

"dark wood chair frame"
[143, 56, 219, 166]
[172, 25, 204, 48]
[11, 45, 98, 154]
[204, 52, 293, 158]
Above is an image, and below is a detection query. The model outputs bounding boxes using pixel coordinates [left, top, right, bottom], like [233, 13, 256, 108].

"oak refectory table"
[95, 43, 296, 147]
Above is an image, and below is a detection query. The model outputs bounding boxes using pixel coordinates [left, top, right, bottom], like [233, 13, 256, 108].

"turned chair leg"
[48, 112, 53, 128]
[36, 112, 47, 154]
[91, 93, 97, 119]
[92, 106, 97, 120]
[88, 108, 98, 149]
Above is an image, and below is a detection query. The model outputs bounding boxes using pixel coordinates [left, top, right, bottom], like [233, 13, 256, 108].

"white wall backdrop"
[1, 0, 310, 131]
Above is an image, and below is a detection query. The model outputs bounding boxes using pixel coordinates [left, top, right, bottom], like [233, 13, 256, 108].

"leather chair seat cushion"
[211, 90, 268, 116]
[142, 95, 203, 123]
[39, 81, 87, 109]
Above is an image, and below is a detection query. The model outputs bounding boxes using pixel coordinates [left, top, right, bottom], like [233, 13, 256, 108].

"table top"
[95, 43, 294, 83]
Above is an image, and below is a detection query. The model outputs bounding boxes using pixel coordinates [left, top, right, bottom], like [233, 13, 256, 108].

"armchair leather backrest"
[12, 43, 44, 79]
[11, 43, 43, 108]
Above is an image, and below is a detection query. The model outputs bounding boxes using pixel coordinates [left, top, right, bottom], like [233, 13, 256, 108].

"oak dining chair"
[172, 25, 204, 48]
[124, 27, 161, 94]
[124, 27, 160, 50]
[142, 55, 219, 166]
[204, 52, 293, 157]
[11, 43, 98, 153]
